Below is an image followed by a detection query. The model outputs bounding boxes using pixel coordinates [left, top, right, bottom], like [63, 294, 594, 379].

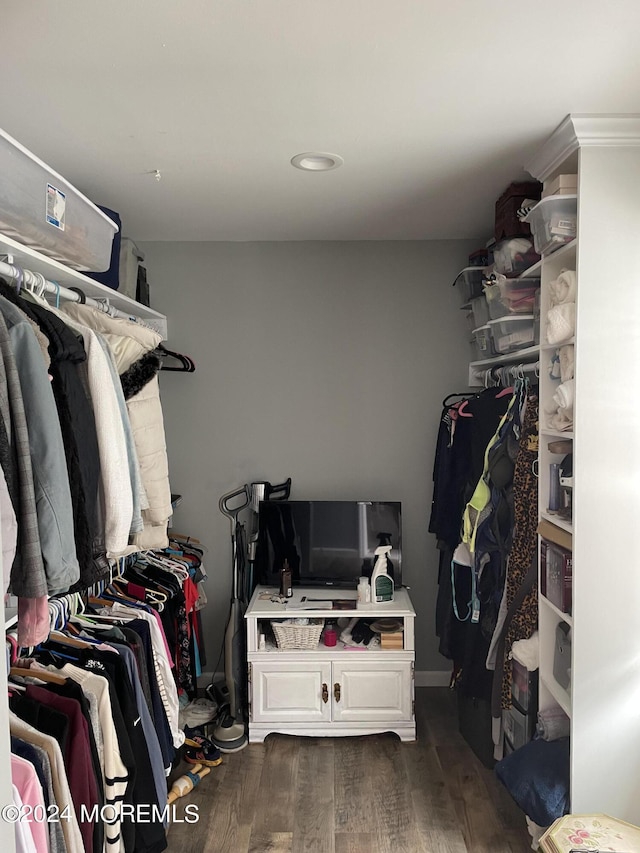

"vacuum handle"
[267, 477, 292, 501]
[219, 486, 251, 520]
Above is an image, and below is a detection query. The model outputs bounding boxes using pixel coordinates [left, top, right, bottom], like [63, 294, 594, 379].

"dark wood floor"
[166, 687, 531, 853]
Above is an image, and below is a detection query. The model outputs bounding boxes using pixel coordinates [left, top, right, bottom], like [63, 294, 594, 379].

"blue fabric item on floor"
[495, 736, 570, 826]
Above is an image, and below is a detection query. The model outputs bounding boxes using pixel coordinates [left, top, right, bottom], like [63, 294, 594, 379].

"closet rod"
[471, 360, 540, 387]
[0, 257, 154, 329]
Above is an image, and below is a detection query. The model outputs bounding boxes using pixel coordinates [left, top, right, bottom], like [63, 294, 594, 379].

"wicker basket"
[271, 619, 324, 650]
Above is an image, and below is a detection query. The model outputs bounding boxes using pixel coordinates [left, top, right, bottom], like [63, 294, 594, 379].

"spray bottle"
[371, 532, 394, 603]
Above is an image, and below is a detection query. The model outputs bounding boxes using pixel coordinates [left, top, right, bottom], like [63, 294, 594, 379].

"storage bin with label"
[554, 622, 571, 690]
[487, 315, 536, 354]
[493, 237, 540, 278]
[472, 324, 497, 358]
[471, 294, 490, 328]
[511, 658, 538, 713]
[0, 127, 118, 272]
[454, 267, 486, 306]
[525, 195, 577, 256]
[502, 703, 535, 751]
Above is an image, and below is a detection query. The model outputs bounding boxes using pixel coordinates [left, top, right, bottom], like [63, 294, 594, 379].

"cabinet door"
[251, 661, 332, 723]
[331, 659, 413, 722]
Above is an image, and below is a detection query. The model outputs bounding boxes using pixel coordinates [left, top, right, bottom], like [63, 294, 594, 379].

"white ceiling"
[2, 0, 640, 241]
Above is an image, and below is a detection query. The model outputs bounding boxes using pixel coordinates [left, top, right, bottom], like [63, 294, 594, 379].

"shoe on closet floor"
[183, 729, 223, 767]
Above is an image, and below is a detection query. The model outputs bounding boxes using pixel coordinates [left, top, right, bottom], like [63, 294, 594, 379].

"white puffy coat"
[63, 304, 171, 550]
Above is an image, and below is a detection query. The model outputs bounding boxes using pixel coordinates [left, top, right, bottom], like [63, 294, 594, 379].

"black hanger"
[442, 392, 473, 408]
[156, 344, 196, 373]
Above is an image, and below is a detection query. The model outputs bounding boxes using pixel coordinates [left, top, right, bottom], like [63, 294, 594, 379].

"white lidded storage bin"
[487, 315, 536, 354]
[472, 324, 497, 358]
[524, 194, 577, 256]
[0, 127, 118, 271]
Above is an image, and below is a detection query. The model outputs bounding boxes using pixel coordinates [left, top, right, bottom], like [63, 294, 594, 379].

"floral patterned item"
[540, 814, 640, 852]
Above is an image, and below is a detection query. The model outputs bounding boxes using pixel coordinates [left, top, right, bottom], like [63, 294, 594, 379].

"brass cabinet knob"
[322, 683, 328, 703]
[334, 682, 341, 703]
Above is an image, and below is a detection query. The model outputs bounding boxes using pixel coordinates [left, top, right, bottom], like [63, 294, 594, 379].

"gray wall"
[140, 240, 474, 676]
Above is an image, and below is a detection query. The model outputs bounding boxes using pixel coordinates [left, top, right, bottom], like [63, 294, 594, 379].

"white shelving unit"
[526, 114, 640, 824]
[245, 585, 416, 743]
[0, 231, 167, 338]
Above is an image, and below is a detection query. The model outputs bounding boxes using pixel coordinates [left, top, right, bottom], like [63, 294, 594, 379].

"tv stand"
[244, 585, 416, 742]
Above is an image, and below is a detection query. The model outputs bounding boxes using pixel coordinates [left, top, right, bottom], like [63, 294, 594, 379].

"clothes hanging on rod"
[429, 381, 536, 690]
[0, 274, 177, 646]
[6, 540, 210, 853]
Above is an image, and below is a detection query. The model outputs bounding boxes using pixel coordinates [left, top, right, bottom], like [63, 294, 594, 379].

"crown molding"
[525, 114, 640, 181]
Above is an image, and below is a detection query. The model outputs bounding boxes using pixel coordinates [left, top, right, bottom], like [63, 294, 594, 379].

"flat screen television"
[256, 500, 402, 589]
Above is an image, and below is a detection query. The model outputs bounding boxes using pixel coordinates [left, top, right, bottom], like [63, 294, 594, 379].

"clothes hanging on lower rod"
[6, 544, 210, 853]
[429, 382, 535, 687]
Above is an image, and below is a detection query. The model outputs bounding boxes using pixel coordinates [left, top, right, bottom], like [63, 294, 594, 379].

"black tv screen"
[256, 500, 402, 589]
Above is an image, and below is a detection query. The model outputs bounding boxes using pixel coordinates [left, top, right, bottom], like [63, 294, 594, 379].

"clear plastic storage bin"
[502, 703, 535, 751]
[493, 237, 540, 277]
[484, 283, 510, 320]
[497, 276, 540, 314]
[487, 315, 535, 354]
[454, 267, 486, 306]
[525, 194, 577, 256]
[472, 324, 497, 358]
[0, 127, 118, 271]
[511, 659, 538, 713]
[471, 294, 489, 328]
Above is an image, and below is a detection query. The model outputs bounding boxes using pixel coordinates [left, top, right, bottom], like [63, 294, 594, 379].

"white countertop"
[245, 584, 415, 619]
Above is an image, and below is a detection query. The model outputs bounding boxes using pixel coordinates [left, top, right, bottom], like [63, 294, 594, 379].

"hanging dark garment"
[494, 397, 539, 712]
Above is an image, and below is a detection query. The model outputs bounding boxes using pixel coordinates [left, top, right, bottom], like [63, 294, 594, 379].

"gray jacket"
[0, 296, 80, 594]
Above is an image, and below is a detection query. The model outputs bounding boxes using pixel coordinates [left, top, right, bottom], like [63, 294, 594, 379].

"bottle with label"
[357, 576, 371, 607]
[280, 558, 293, 598]
[371, 533, 395, 603]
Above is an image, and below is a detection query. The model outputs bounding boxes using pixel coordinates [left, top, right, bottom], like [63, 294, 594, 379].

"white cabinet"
[245, 586, 416, 742]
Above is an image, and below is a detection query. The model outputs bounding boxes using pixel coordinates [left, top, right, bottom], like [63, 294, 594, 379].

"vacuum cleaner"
[211, 478, 291, 753]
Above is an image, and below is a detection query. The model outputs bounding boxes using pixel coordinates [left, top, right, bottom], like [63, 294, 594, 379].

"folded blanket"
[549, 269, 577, 305]
[547, 302, 576, 344]
[553, 379, 574, 411]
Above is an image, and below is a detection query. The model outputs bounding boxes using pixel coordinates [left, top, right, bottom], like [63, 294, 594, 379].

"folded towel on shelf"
[559, 344, 575, 382]
[548, 269, 577, 305]
[537, 707, 571, 741]
[553, 379, 574, 412]
[511, 631, 539, 671]
[547, 302, 576, 344]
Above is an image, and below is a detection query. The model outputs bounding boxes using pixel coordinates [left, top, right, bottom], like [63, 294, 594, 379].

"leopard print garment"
[500, 396, 539, 709]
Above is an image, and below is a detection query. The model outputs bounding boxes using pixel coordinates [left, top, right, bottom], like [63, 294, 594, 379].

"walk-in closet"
[1, 4, 640, 853]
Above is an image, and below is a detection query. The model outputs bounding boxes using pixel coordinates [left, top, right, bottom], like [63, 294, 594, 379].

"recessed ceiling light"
[291, 152, 344, 171]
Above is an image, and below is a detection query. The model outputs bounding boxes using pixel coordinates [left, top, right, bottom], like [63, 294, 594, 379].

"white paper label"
[46, 183, 66, 230]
